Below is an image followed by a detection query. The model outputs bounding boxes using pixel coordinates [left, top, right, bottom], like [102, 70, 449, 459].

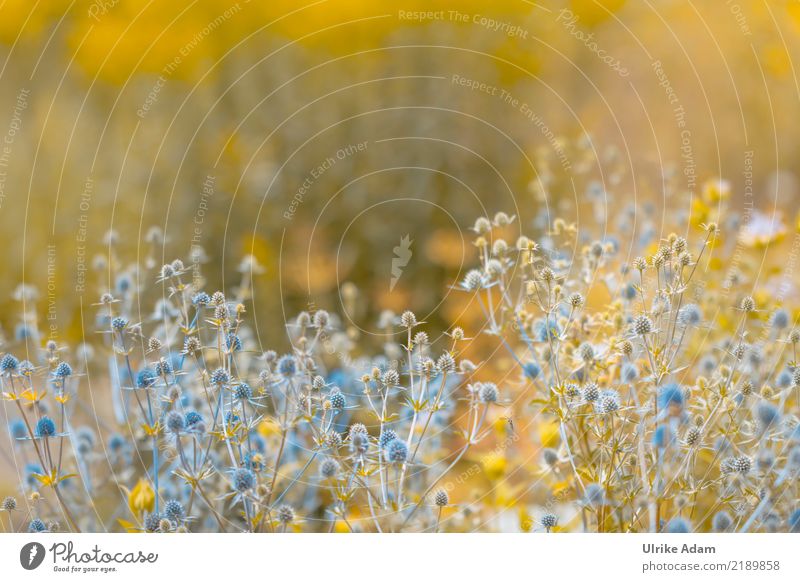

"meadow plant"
[1, 196, 799, 533]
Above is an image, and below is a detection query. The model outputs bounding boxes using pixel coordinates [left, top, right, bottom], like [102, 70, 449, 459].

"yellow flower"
[538, 418, 560, 448]
[127, 478, 155, 515]
[482, 454, 507, 481]
[702, 179, 731, 203]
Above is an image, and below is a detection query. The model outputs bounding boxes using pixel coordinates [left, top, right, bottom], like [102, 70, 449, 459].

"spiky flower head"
[541, 513, 557, 530]
[382, 369, 400, 387]
[597, 389, 621, 414]
[582, 383, 599, 403]
[633, 315, 653, 335]
[379, 429, 398, 449]
[478, 382, 499, 403]
[684, 426, 702, 447]
[461, 269, 485, 291]
[313, 310, 330, 329]
[210, 367, 231, 386]
[163, 500, 185, 523]
[165, 411, 185, 433]
[400, 310, 417, 328]
[53, 362, 72, 378]
[1, 354, 19, 372]
[384, 439, 409, 464]
[277, 505, 295, 524]
[233, 468, 256, 492]
[712, 511, 733, 532]
[319, 458, 340, 479]
[328, 391, 346, 410]
[35, 416, 56, 438]
[437, 352, 456, 373]
[277, 355, 297, 377]
[434, 489, 449, 507]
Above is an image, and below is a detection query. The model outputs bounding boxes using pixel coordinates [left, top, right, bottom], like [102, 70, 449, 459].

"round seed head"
[478, 382, 499, 403]
[633, 315, 653, 335]
[233, 468, 256, 492]
[163, 500, 185, 523]
[400, 310, 417, 328]
[684, 426, 702, 447]
[210, 367, 231, 386]
[319, 458, 340, 479]
[379, 430, 398, 449]
[384, 439, 409, 464]
[712, 511, 733, 532]
[582, 383, 599, 403]
[541, 513, 557, 529]
[165, 411, 185, 433]
[277, 505, 295, 524]
[35, 416, 56, 438]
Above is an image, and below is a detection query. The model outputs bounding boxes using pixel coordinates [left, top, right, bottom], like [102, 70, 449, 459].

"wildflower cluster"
[2, 198, 800, 534]
[0, 250, 491, 533]
[460, 208, 800, 532]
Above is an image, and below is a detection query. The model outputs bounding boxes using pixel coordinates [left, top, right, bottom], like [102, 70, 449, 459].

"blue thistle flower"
[191, 292, 210, 306]
[226, 333, 242, 352]
[108, 433, 125, 452]
[234, 383, 252, 401]
[712, 511, 733, 532]
[677, 304, 702, 326]
[621, 362, 639, 382]
[185, 411, 203, 427]
[163, 500, 185, 522]
[665, 517, 691, 533]
[136, 369, 156, 388]
[384, 439, 409, 464]
[770, 308, 790, 330]
[53, 362, 72, 378]
[144, 512, 161, 532]
[329, 391, 346, 410]
[533, 318, 561, 342]
[9, 418, 27, 440]
[652, 425, 673, 448]
[28, 518, 47, 533]
[210, 368, 230, 386]
[111, 316, 128, 332]
[165, 411, 185, 433]
[523, 362, 541, 381]
[755, 401, 781, 429]
[658, 383, 685, 411]
[0, 354, 19, 373]
[35, 416, 56, 438]
[379, 429, 398, 449]
[154, 359, 173, 376]
[277, 355, 297, 377]
[232, 468, 255, 492]
[621, 282, 637, 300]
